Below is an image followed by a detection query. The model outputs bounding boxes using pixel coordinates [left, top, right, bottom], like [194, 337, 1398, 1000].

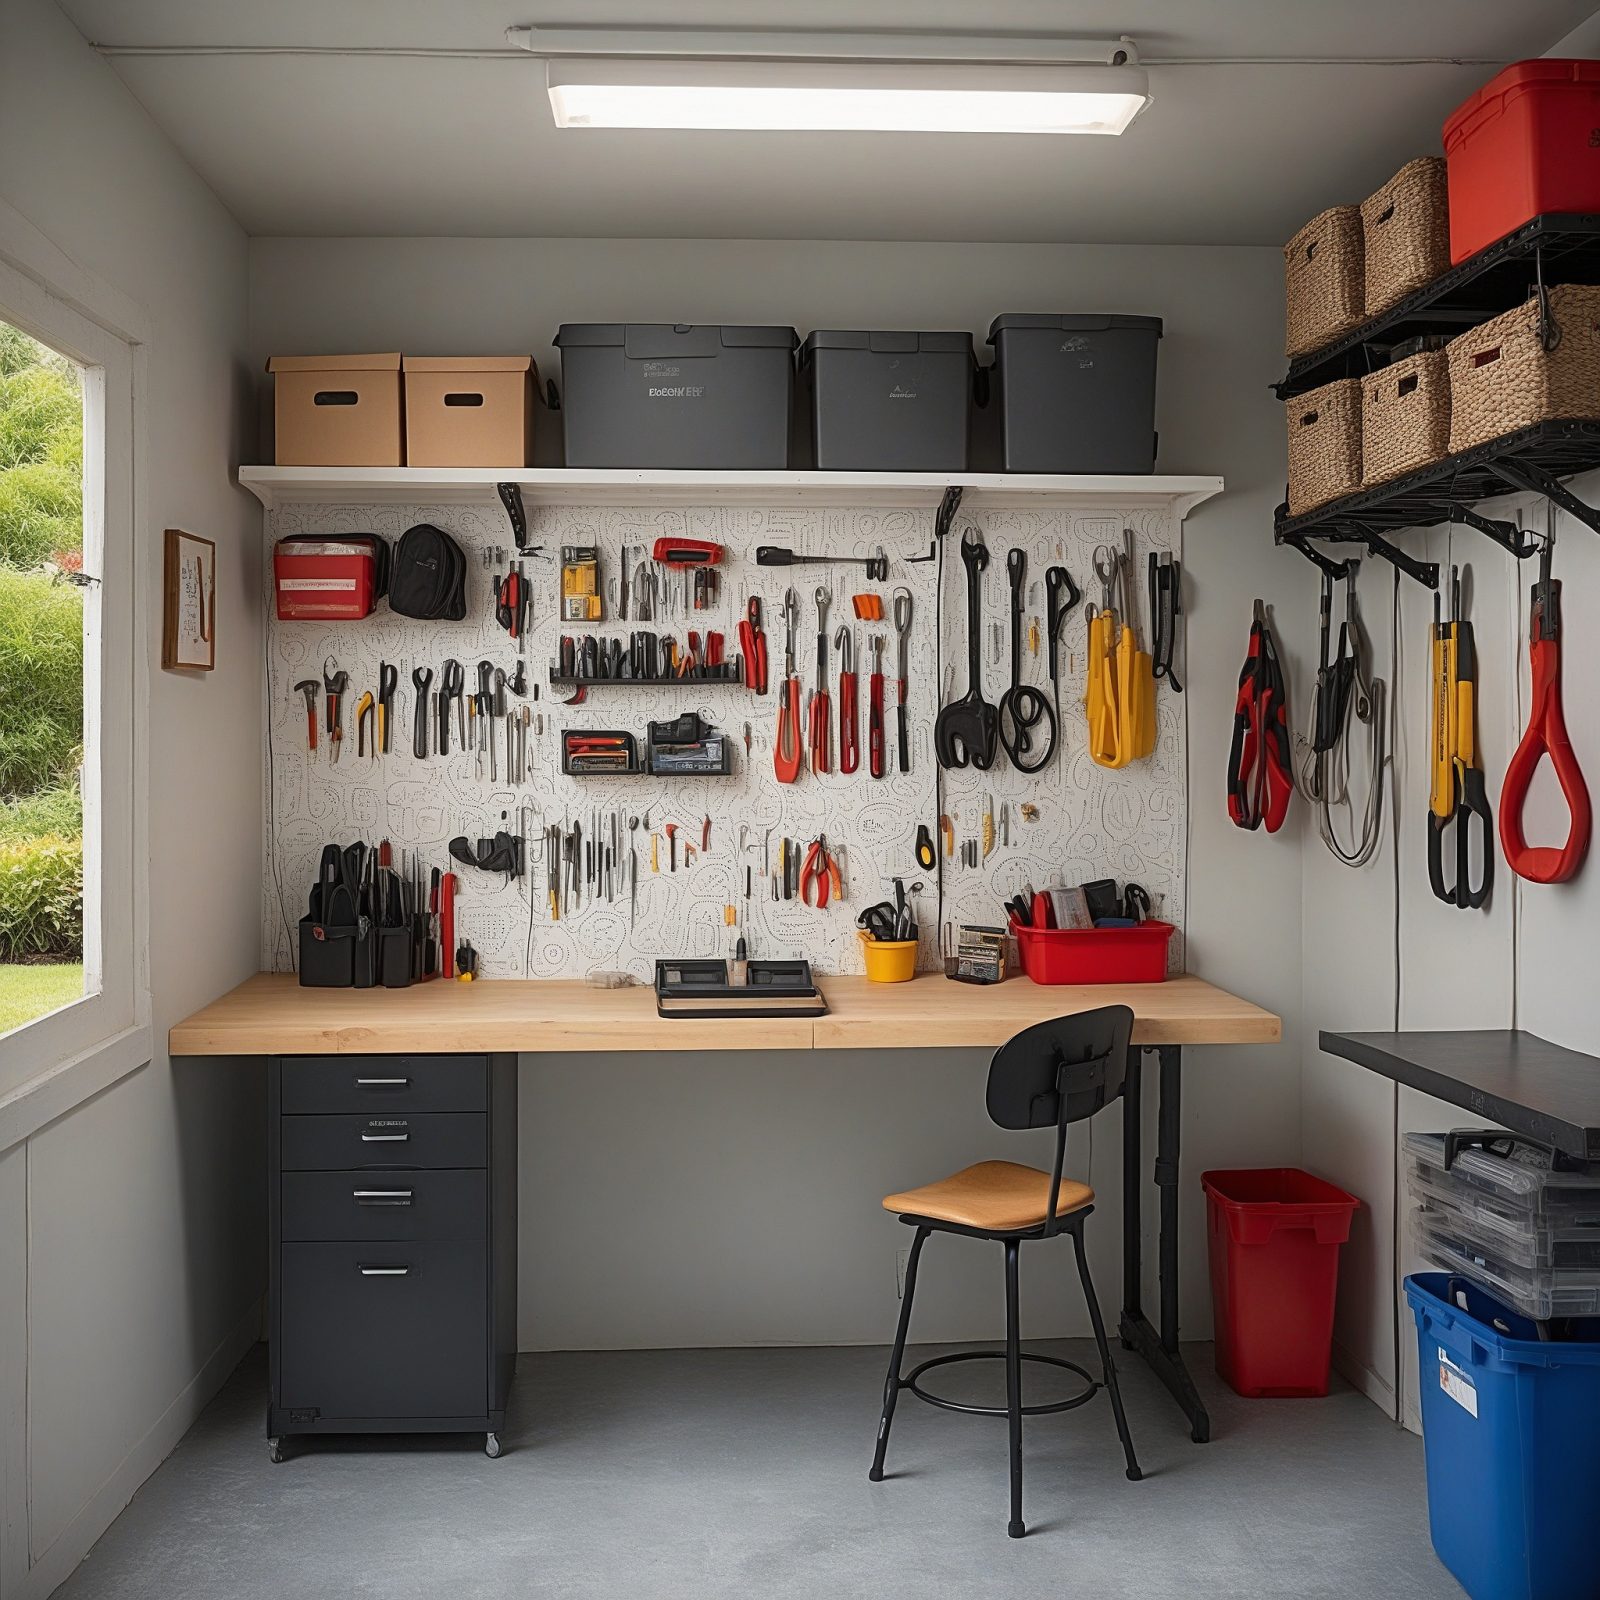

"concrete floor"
[54, 1341, 1457, 1600]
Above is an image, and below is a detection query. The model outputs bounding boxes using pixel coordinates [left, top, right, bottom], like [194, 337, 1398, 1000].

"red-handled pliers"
[1227, 602, 1293, 833]
[799, 835, 837, 907]
[1501, 539, 1591, 883]
[738, 596, 769, 694]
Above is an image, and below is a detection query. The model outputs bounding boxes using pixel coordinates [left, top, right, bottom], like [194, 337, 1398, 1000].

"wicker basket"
[1361, 158, 1450, 318]
[1285, 206, 1365, 358]
[1363, 347, 1451, 485]
[1286, 378, 1363, 514]
[1447, 283, 1600, 455]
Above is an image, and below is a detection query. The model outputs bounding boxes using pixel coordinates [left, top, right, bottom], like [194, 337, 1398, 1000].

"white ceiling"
[59, 0, 1600, 243]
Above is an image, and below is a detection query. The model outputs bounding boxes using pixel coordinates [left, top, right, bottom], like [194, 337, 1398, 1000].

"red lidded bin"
[1443, 60, 1600, 263]
[1201, 1168, 1360, 1398]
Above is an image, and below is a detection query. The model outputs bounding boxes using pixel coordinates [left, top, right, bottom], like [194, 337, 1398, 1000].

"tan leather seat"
[883, 1161, 1094, 1233]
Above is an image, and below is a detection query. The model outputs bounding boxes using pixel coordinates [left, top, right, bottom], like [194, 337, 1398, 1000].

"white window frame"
[0, 216, 149, 1129]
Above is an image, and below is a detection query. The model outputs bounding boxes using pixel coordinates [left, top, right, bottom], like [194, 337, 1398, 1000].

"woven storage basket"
[1286, 377, 1363, 514]
[1447, 283, 1600, 455]
[1363, 347, 1451, 484]
[1284, 206, 1365, 358]
[1361, 158, 1450, 318]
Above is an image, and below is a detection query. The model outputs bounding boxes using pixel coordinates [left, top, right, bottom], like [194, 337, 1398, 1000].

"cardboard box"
[266, 353, 403, 467]
[404, 356, 535, 468]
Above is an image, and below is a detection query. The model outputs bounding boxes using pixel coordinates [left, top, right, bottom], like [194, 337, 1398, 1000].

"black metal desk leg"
[1118, 1044, 1211, 1444]
[1120, 1043, 1143, 1340]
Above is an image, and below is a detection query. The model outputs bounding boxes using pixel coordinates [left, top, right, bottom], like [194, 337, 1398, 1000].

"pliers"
[799, 835, 839, 907]
[738, 596, 769, 693]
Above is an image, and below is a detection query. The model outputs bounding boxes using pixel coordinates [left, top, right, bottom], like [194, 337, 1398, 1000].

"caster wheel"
[484, 1432, 502, 1459]
[1126, 1466, 1143, 1482]
[267, 1437, 284, 1465]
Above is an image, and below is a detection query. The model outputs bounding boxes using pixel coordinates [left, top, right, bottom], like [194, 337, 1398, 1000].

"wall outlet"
[896, 1244, 912, 1299]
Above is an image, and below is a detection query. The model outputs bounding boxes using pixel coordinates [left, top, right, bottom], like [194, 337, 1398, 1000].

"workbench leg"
[1120, 1044, 1143, 1346]
[1118, 1044, 1211, 1445]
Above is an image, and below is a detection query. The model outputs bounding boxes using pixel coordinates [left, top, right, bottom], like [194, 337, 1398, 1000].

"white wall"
[0, 4, 263, 1596]
[249, 234, 1311, 1349]
[1303, 15, 1600, 1431]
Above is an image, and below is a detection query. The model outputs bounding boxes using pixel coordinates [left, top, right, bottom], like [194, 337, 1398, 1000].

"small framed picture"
[162, 528, 215, 671]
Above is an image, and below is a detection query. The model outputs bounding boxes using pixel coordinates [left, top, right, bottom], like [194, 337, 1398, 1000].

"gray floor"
[55, 1341, 1458, 1600]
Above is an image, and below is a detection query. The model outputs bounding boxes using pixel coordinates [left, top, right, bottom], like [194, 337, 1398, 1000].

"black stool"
[868, 1006, 1141, 1537]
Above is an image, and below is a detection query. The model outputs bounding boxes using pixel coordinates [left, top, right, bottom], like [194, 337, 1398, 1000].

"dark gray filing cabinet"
[266, 1053, 518, 1460]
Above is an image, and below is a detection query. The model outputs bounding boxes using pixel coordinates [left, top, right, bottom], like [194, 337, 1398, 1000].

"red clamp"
[1500, 546, 1591, 883]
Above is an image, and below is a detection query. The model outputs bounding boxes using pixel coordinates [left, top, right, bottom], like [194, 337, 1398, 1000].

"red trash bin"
[1201, 1169, 1360, 1398]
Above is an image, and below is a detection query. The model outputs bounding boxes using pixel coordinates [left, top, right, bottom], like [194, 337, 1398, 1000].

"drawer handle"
[356, 1077, 410, 1087]
[360, 1131, 409, 1142]
[358, 1265, 411, 1277]
[353, 1189, 413, 1206]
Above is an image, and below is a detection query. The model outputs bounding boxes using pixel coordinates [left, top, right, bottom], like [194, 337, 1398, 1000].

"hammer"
[293, 679, 320, 760]
[322, 658, 349, 765]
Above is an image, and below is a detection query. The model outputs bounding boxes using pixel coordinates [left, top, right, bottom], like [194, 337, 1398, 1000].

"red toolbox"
[273, 534, 389, 621]
[1443, 60, 1600, 263]
[1009, 918, 1175, 985]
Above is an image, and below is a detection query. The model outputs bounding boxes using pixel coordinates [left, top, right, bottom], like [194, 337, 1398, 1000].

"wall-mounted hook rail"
[1323, 521, 1440, 590]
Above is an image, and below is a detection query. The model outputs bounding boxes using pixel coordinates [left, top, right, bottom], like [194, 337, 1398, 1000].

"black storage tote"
[553, 323, 797, 469]
[800, 330, 974, 471]
[987, 314, 1163, 474]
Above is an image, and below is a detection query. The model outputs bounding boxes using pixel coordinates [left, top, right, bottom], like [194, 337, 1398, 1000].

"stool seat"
[883, 1161, 1094, 1233]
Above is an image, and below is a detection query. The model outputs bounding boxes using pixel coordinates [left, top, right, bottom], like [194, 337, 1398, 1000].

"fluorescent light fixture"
[508, 31, 1151, 135]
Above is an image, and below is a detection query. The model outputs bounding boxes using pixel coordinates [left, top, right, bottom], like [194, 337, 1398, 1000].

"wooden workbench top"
[167, 972, 1280, 1057]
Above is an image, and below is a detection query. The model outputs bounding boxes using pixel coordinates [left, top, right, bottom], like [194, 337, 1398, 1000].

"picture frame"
[162, 527, 216, 671]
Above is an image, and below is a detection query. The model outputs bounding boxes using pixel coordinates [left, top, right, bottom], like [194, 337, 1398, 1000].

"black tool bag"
[388, 522, 467, 620]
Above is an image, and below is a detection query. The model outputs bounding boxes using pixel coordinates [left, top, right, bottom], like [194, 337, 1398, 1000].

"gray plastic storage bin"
[987, 313, 1162, 473]
[553, 323, 797, 469]
[800, 330, 974, 471]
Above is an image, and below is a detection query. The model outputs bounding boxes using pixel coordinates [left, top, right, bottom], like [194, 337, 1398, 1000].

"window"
[0, 321, 88, 1035]
[0, 250, 140, 1100]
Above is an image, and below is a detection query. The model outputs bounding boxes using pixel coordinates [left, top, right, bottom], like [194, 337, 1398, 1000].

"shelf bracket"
[1275, 531, 1356, 581]
[1488, 460, 1600, 540]
[1446, 503, 1539, 559]
[1324, 521, 1439, 590]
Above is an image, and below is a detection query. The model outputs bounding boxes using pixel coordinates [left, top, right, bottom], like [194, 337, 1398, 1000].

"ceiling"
[59, 0, 1600, 243]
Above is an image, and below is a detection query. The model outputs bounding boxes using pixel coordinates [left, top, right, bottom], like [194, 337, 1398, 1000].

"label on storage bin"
[1437, 1348, 1478, 1418]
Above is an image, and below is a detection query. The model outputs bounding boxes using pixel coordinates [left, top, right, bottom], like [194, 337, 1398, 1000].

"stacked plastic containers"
[1405, 1131, 1600, 1322]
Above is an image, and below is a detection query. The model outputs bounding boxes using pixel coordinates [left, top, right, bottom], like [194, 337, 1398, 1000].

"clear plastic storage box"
[1405, 1131, 1600, 1321]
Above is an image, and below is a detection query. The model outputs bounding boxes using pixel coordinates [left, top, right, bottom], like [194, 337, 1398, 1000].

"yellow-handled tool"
[1428, 567, 1492, 909]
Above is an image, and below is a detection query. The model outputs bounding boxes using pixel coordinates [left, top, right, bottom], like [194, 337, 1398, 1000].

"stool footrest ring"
[903, 1350, 1099, 1418]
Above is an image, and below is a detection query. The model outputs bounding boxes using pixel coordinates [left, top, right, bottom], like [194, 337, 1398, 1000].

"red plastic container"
[1202, 1169, 1360, 1398]
[273, 535, 387, 621]
[1010, 919, 1174, 985]
[1443, 60, 1600, 263]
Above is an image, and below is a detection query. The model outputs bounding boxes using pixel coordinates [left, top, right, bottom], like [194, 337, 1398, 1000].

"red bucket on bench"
[1009, 914, 1174, 985]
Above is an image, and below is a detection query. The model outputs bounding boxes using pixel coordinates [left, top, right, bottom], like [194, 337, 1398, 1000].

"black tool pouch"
[389, 522, 467, 619]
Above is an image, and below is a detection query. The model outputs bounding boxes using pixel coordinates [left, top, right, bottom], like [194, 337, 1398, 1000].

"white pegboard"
[262, 498, 1184, 979]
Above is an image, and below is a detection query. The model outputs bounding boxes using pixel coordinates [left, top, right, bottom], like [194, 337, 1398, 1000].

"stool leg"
[869, 1225, 928, 1482]
[1005, 1239, 1025, 1538]
[1073, 1221, 1141, 1482]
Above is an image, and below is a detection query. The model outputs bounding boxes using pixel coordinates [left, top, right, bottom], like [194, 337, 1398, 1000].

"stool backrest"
[985, 1006, 1135, 1235]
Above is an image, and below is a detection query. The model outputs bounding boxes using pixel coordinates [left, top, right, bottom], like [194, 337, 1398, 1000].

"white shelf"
[237, 465, 1223, 518]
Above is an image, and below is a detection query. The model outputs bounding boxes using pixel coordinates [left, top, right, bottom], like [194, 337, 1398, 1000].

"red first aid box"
[273, 535, 389, 621]
[1443, 60, 1600, 263]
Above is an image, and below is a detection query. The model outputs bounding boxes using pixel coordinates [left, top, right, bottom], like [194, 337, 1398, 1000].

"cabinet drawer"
[280, 1113, 485, 1171]
[280, 1056, 487, 1115]
[278, 1241, 487, 1419]
[280, 1169, 486, 1243]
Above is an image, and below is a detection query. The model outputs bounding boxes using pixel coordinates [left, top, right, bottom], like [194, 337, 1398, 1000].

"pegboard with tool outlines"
[262, 499, 1184, 980]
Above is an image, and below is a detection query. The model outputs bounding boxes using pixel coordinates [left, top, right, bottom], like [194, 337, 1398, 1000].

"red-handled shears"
[1500, 537, 1591, 883]
[1227, 601, 1293, 833]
